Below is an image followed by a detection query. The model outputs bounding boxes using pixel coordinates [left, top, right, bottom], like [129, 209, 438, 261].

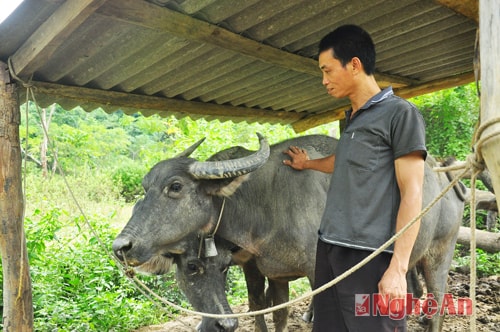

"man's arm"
[283, 145, 335, 173]
[378, 151, 425, 302]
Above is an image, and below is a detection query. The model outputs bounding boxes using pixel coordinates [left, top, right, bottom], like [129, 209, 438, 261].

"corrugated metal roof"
[0, 0, 478, 131]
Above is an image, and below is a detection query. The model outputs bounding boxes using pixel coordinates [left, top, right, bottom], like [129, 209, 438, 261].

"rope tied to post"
[8, 52, 500, 329]
[434, 115, 500, 332]
[123, 116, 500, 324]
[7, 57, 35, 90]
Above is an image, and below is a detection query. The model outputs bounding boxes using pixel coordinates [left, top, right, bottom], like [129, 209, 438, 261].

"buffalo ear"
[203, 174, 250, 197]
[136, 255, 174, 275]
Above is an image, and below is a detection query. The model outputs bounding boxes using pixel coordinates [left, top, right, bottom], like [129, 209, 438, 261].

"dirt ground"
[135, 270, 499, 332]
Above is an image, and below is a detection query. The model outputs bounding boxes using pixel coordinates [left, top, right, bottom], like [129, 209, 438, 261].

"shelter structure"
[1, 0, 499, 331]
[1, 0, 479, 132]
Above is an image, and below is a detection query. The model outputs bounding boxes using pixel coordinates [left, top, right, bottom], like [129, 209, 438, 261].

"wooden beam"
[97, 0, 412, 88]
[394, 71, 475, 99]
[98, 0, 319, 76]
[375, 72, 416, 89]
[291, 71, 475, 132]
[456, 226, 500, 253]
[9, 0, 108, 78]
[436, 0, 479, 23]
[291, 105, 348, 133]
[479, 0, 500, 210]
[30, 81, 303, 124]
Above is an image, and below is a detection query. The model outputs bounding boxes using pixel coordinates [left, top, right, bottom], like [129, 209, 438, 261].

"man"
[284, 25, 426, 331]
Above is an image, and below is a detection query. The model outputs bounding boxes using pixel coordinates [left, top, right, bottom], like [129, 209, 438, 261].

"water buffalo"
[113, 134, 465, 332]
[114, 134, 333, 331]
[171, 232, 290, 332]
[171, 233, 239, 332]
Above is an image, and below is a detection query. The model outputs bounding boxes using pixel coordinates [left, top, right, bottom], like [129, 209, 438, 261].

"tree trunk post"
[479, 0, 500, 205]
[0, 61, 34, 330]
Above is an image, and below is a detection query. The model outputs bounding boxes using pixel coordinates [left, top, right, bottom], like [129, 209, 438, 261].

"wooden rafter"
[9, 0, 108, 78]
[96, 0, 413, 87]
[30, 81, 304, 124]
[435, 0, 478, 22]
[291, 71, 475, 132]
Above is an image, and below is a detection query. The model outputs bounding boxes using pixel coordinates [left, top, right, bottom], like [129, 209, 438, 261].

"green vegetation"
[0, 82, 496, 330]
[20, 170, 185, 331]
[8, 104, 330, 331]
[410, 83, 481, 159]
[454, 245, 500, 277]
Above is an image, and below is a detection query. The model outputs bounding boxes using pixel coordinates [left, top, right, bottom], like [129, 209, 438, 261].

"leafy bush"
[410, 83, 480, 159]
[454, 246, 500, 277]
[23, 204, 185, 331]
[0, 168, 190, 331]
[111, 164, 147, 202]
[226, 266, 248, 306]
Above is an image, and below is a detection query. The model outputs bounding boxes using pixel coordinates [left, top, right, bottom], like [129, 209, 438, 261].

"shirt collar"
[344, 86, 394, 123]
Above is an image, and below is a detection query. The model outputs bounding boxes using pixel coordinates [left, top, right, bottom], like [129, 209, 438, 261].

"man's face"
[318, 49, 353, 99]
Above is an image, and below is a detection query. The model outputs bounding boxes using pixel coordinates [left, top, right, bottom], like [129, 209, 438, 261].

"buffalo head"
[112, 133, 269, 271]
[174, 235, 239, 332]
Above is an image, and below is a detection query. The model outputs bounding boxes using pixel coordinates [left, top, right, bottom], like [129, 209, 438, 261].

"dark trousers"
[312, 240, 407, 332]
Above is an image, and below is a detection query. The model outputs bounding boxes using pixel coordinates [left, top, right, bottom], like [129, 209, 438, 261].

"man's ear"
[203, 174, 251, 197]
[351, 57, 363, 74]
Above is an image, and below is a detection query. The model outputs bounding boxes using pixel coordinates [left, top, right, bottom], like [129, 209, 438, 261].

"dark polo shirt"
[319, 87, 426, 253]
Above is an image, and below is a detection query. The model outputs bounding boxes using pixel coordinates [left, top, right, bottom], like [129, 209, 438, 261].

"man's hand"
[283, 146, 310, 170]
[283, 147, 335, 173]
[377, 265, 407, 315]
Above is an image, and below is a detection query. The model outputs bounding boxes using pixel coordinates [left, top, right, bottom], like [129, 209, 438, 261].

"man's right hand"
[284, 147, 335, 174]
[283, 146, 310, 170]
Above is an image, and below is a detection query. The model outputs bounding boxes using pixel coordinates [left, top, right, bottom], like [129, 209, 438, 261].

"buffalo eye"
[165, 181, 183, 197]
[170, 182, 183, 192]
[186, 260, 204, 275]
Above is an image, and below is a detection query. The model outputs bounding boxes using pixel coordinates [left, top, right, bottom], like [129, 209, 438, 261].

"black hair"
[318, 24, 376, 75]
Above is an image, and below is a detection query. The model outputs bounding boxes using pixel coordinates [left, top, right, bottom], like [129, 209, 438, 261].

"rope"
[198, 198, 226, 258]
[15, 64, 31, 304]
[434, 116, 500, 332]
[9, 63, 196, 329]
[210, 197, 225, 237]
[122, 117, 500, 322]
[8, 58, 500, 329]
[122, 165, 469, 320]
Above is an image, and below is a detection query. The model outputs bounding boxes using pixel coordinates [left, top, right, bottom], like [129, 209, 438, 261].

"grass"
[16, 168, 316, 331]
[9, 169, 179, 331]
[3, 163, 498, 331]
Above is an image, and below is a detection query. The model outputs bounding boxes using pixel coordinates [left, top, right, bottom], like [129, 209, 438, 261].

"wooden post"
[0, 61, 33, 330]
[479, 0, 500, 204]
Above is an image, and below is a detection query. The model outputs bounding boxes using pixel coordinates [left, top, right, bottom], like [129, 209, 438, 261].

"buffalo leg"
[302, 277, 314, 322]
[407, 267, 423, 299]
[266, 279, 289, 332]
[243, 259, 268, 332]
[419, 242, 457, 332]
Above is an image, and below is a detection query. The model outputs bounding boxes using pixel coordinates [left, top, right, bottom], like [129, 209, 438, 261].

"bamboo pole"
[0, 61, 33, 331]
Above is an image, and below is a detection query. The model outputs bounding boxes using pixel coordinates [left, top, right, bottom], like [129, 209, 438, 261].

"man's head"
[318, 24, 376, 75]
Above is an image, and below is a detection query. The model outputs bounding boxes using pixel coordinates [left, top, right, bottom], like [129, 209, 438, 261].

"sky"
[0, 0, 24, 24]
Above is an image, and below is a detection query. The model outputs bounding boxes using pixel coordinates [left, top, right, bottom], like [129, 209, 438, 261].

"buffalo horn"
[175, 138, 206, 158]
[189, 133, 270, 179]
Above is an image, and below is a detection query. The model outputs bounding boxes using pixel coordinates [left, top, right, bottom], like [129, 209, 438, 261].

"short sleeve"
[391, 102, 427, 160]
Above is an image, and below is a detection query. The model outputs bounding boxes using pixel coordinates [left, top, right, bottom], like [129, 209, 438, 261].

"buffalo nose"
[215, 318, 238, 332]
[112, 237, 132, 260]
